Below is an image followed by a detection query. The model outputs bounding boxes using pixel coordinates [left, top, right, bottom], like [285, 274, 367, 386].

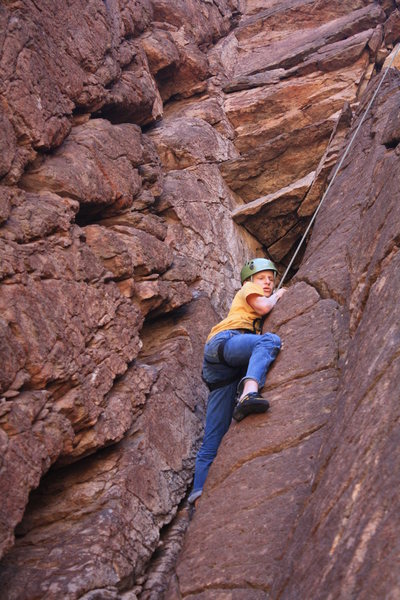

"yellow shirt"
[206, 281, 265, 342]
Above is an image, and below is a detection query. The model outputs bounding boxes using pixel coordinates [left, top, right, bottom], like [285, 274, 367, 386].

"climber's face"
[251, 270, 275, 297]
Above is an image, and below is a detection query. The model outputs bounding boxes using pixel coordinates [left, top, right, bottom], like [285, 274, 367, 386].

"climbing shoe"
[188, 489, 202, 504]
[232, 392, 270, 422]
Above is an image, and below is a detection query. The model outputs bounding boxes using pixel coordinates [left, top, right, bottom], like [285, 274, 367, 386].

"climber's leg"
[189, 331, 281, 501]
[223, 332, 281, 393]
[222, 332, 281, 421]
[190, 379, 238, 502]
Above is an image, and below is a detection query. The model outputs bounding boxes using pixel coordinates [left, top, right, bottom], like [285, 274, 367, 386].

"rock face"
[0, 1, 399, 599]
[170, 62, 400, 600]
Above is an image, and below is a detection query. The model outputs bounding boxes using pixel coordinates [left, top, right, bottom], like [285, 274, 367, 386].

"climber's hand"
[274, 288, 287, 300]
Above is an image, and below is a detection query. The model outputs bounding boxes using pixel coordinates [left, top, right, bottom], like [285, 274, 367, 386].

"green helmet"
[240, 258, 278, 284]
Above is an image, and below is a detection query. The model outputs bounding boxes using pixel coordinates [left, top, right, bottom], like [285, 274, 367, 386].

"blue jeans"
[192, 330, 281, 494]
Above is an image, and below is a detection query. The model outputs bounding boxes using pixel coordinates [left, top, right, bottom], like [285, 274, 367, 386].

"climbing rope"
[277, 43, 400, 290]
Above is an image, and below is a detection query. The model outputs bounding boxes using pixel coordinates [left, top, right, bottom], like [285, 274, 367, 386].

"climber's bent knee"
[260, 332, 281, 347]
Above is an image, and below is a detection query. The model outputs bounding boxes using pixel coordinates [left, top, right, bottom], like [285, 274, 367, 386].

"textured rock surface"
[0, 298, 215, 599]
[20, 120, 146, 216]
[219, 1, 387, 264]
[171, 68, 400, 600]
[0, 1, 399, 598]
[0, 0, 251, 595]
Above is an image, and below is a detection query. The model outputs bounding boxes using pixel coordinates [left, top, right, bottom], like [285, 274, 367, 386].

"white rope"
[277, 43, 400, 289]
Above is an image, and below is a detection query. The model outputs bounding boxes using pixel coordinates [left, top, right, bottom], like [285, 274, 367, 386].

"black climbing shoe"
[233, 392, 270, 422]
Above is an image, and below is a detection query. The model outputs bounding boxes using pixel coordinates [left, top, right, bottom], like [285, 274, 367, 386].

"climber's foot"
[188, 489, 202, 505]
[233, 392, 270, 422]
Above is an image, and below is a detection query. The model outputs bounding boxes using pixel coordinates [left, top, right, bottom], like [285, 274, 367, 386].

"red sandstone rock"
[0, 298, 215, 599]
[148, 117, 238, 171]
[171, 283, 343, 597]
[100, 43, 163, 126]
[384, 8, 400, 45]
[231, 172, 314, 261]
[211, 1, 387, 268]
[164, 95, 236, 140]
[1, 0, 233, 182]
[268, 81, 400, 600]
[1, 1, 400, 598]
[20, 120, 145, 215]
[171, 64, 400, 600]
[159, 164, 260, 315]
[0, 187, 144, 557]
[156, 41, 210, 102]
[234, 5, 384, 77]
[84, 222, 193, 318]
[141, 28, 181, 75]
[84, 224, 172, 279]
[0, 0, 246, 587]
[151, 0, 240, 47]
[0, 2, 95, 177]
[220, 53, 370, 200]
[0, 112, 17, 180]
[0, 187, 79, 243]
[298, 102, 353, 217]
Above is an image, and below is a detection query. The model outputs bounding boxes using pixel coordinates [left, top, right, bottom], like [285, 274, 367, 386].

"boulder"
[0, 187, 79, 243]
[99, 44, 163, 126]
[163, 95, 236, 140]
[20, 120, 145, 216]
[148, 117, 238, 171]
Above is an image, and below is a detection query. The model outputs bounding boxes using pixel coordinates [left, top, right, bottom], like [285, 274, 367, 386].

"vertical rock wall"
[0, 2, 257, 597]
[171, 32, 400, 600]
[0, 1, 399, 598]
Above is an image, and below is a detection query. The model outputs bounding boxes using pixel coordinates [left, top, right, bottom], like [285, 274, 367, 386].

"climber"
[188, 258, 286, 505]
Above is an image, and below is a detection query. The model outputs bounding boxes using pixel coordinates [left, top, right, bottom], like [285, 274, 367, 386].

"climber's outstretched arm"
[247, 288, 287, 315]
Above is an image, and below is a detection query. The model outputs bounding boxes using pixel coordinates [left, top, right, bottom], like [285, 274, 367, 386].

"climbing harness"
[252, 317, 264, 334]
[202, 371, 242, 392]
[202, 336, 235, 391]
[202, 328, 255, 391]
[277, 43, 400, 290]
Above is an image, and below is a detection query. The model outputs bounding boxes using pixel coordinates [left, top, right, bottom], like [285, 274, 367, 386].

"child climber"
[188, 258, 286, 505]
